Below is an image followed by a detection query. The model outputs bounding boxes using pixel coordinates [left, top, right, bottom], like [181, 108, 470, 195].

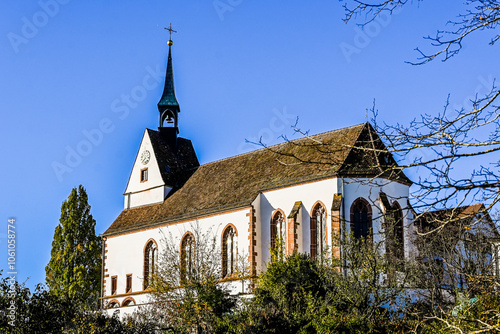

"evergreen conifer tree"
[45, 185, 101, 309]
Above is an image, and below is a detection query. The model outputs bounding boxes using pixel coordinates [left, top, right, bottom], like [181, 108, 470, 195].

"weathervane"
[165, 23, 177, 46]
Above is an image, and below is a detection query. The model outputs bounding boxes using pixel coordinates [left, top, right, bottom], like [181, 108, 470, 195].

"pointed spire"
[158, 24, 181, 148]
[158, 40, 180, 119]
[158, 23, 180, 131]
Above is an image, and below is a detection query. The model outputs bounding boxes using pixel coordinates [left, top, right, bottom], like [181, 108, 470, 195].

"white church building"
[101, 37, 417, 314]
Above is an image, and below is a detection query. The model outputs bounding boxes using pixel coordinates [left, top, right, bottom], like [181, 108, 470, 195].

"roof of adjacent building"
[414, 204, 499, 255]
[416, 203, 498, 239]
[104, 122, 411, 236]
[416, 204, 493, 229]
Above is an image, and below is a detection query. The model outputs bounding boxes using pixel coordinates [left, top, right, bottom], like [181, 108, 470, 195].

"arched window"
[350, 198, 372, 239]
[271, 210, 285, 253]
[181, 233, 195, 281]
[122, 297, 136, 307]
[222, 225, 237, 278]
[144, 240, 157, 289]
[107, 300, 120, 309]
[310, 203, 326, 258]
[386, 202, 404, 259]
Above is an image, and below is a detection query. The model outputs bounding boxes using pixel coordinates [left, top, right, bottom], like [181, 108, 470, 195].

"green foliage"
[151, 278, 236, 334]
[45, 185, 102, 310]
[0, 272, 74, 333]
[236, 238, 414, 334]
[70, 310, 156, 334]
[145, 225, 238, 333]
[412, 290, 500, 333]
[250, 252, 324, 333]
[0, 272, 155, 333]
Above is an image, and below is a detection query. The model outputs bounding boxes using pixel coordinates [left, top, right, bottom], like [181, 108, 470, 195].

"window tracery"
[144, 240, 157, 289]
[222, 225, 237, 277]
[350, 198, 372, 239]
[311, 203, 326, 258]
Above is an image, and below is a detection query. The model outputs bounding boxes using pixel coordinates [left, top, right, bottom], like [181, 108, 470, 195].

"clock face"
[141, 150, 151, 165]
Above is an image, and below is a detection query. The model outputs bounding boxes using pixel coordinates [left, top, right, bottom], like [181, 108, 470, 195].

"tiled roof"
[147, 129, 199, 188]
[415, 204, 498, 255]
[104, 123, 410, 236]
[416, 204, 489, 229]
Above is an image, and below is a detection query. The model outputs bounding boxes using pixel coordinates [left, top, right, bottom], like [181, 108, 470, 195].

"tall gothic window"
[181, 233, 195, 282]
[386, 202, 404, 259]
[310, 203, 326, 258]
[144, 240, 157, 289]
[271, 210, 285, 254]
[222, 225, 236, 278]
[350, 198, 372, 239]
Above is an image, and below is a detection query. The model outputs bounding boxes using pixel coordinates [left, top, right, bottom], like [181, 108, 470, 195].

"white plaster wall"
[105, 177, 416, 312]
[104, 208, 250, 308]
[342, 178, 413, 255]
[105, 278, 254, 319]
[123, 131, 169, 209]
[125, 185, 172, 209]
[104, 227, 164, 306]
[105, 305, 138, 318]
[253, 177, 414, 270]
[257, 178, 340, 271]
[299, 205, 311, 257]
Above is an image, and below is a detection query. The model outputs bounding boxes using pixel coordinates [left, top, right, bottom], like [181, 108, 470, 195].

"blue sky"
[1, 1, 498, 288]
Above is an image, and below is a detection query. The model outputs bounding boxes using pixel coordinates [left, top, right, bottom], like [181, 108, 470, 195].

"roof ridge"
[146, 128, 192, 142]
[418, 203, 486, 217]
[336, 122, 368, 172]
[199, 123, 366, 168]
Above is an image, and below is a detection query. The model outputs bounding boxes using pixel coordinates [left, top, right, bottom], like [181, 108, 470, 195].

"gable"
[124, 130, 166, 197]
[339, 123, 411, 183]
[123, 129, 199, 209]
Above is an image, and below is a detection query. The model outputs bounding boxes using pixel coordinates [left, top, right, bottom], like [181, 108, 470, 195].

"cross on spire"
[165, 23, 177, 42]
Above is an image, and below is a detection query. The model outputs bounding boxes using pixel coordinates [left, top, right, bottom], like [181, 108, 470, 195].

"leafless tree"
[138, 223, 238, 334]
[342, 0, 500, 65]
[337, 0, 500, 218]
[252, 2, 500, 330]
[340, 1, 500, 331]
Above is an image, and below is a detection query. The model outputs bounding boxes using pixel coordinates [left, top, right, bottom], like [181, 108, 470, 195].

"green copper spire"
[158, 41, 180, 125]
[158, 24, 180, 129]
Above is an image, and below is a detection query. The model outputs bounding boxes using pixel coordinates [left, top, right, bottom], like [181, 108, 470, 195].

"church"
[100, 35, 418, 314]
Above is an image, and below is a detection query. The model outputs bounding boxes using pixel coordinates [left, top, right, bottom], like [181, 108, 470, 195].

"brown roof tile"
[147, 129, 199, 188]
[104, 123, 410, 236]
[416, 204, 489, 229]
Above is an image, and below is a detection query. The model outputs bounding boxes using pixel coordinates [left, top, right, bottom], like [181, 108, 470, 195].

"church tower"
[122, 26, 199, 210]
[158, 24, 180, 148]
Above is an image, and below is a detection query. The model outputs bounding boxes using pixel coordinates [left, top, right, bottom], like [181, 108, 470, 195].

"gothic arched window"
[271, 210, 285, 253]
[310, 203, 327, 258]
[386, 202, 404, 259]
[143, 240, 157, 289]
[181, 233, 195, 282]
[350, 198, 372, 239]
[222, 225, 237, 278]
